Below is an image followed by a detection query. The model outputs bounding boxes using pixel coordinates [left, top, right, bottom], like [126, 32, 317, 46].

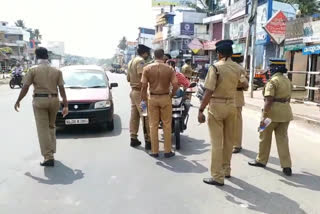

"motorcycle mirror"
[189, 82, 197, 88]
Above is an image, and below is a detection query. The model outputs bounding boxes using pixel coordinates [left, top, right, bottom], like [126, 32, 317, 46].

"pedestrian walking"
[231, 53, 249, 154]
[141, 49, 178, 158]
[127, 44, 151, 149]
[14, 47, 68, 167]
[198, 40, 241, 186]
[248, 59, 293, 176]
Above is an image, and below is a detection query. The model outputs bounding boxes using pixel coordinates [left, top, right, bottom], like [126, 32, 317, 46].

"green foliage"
[118, 37, 128, 51]
[279, 0, 320, 15]
[15, 20, 26, 29]
[0, 47, 13, 54]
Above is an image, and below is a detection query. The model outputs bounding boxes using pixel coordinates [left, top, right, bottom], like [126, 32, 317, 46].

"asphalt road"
[0, 72, 320, 214]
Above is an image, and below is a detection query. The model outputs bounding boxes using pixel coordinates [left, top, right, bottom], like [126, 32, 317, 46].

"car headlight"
[172, 97, 182, 106]
[94, 101, 111, 109]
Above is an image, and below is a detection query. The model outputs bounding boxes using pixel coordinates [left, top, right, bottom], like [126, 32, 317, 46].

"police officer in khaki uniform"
[141, 49, 178, 158]
[127, 44, 151, 149]
[231, 53, 249, 154]
[249, 59, 293, 176]
[181, 59, 193, 79]
[14, 47, 68, 167]
[198, 40, 241, 186]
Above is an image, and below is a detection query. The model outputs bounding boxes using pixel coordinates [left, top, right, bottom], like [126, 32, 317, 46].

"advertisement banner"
[152, 0, 196, 7]
[181, 23, 194, 36]
[264, 11, 288, 45]
[303, 45, 320, 55]
[256, 2, 269, 44]
[227, 0, 247, 20]
[303, 20, 320, 43]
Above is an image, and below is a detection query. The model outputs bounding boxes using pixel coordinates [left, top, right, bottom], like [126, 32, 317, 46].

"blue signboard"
[303, 45, 320, 55]
[181, 23, 194, 36]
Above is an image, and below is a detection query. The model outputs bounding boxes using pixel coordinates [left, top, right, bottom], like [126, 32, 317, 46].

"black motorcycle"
[9, 74, 23, 89]
[172, 82, 197, 150]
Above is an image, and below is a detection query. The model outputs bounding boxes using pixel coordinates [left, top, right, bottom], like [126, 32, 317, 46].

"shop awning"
[284, 44, 305, 52]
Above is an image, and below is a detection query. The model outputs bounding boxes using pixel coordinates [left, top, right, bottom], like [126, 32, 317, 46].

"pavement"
[0, 74, 10, 85]
[0, 73, 320, 214]
[245, 90, 320, 126]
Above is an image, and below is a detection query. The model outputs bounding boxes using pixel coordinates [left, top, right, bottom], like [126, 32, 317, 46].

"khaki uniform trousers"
[32, 97, 60, 160]
[129, 90, 150, 141]
[234, 107, 243, 148]
[148, 95, 172, 154]
[256, 122, 292, 168]
[207, 102, 236, 184]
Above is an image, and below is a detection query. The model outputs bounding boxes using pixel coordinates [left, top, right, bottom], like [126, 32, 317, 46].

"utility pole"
[245, 0, 258, 98]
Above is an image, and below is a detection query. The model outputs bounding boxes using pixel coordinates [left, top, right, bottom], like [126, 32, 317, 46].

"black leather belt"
[237, 88, 244, 91]
[150, 93, 169, 96]
[273, 98, 290, 103]
[34, 94, 58, 98]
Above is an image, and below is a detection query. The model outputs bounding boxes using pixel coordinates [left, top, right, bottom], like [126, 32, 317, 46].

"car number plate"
[65, 119, 89, 125]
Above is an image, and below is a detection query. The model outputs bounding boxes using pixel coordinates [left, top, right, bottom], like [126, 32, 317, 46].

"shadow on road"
[265, 168, 320, 192]
[156, 156, 207, 174]
[224, 177, 306, 214]
[177, 135, 210, 156]
[24, 161, 84, 185]
[240, 149, 280, 166]
[56, 114, 122, 139]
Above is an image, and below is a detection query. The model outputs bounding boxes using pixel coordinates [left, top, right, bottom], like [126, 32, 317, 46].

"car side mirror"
[110, 83, 118, 88]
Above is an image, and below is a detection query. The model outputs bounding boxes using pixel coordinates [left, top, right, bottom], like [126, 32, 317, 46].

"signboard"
[193, 55, 209, 62]
[180, 23, 194, 36]
[188, 38, 203, 53]
[203, 41, 217, 50]
[264, 11, 288, 45]
[284, 44, 305, 52]
[286, 17, 311, 41]
[227, 0, 247, 20]
[229, 17, 249, 40]
[303, 20, 320, 43]
[256, 2, 269, 44]
[303, 45, 320, 55]
[152, 0, 196, 7]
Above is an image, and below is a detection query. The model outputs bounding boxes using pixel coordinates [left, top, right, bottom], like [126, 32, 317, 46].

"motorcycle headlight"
[172, 97, 182, 106]
[94, 100, 111, 109]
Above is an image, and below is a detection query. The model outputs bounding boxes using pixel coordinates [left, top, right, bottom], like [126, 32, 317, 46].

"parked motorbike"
[9, 74, 23, 89]
[172, 82, 197, 150]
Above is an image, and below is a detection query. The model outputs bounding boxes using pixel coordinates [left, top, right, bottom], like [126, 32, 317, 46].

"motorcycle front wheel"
[9, 79, 15, 89]
[174, 118, 181, 150]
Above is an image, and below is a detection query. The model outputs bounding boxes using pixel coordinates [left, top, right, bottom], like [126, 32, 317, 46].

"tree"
[34, 29, 42, 40]
[118, 37, 128, 51]
[279, 0, 320, 15]
[15, 20, 26, 29]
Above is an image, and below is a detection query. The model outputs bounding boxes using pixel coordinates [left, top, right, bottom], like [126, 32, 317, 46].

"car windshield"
[63, 69, 108, 88]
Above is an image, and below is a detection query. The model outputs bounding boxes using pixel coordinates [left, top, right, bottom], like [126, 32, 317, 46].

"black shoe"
[145, 141, 151, 150]
[40, 159, 54, 167]
[164, 152, 175, 158]
[283, 168, 292, 176]
[225, 175, 231, 179]
[232, 147, 242, 154]
[149, 153, 159, 158]
[248, 161, 266, 168]
[203, 178, 224, 186]
[130, 138, 141, 147]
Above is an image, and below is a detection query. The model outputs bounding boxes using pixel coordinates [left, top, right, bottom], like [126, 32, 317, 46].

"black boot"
[145, 141, 151, 150]
[203, 178, 224, 186]
[130, 138, 141, 147]
[164, 152, 175, 158]
[283, 168, 292, 176]
[232, 147, 242, 154]
[40, 159, 54, 167]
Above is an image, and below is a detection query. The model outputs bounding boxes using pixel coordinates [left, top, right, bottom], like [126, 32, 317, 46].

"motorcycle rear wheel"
[174, 118, 181, 150]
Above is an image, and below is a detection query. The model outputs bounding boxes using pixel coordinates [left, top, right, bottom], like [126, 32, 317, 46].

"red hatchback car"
[56, 65, 118, 130]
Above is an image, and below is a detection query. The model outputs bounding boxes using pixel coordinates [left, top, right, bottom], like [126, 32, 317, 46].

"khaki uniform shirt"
[141, 60, 177, 94]
[204, 58, 241, 112]
[264, 73, 293, 122]
[127, 56, 145, 90]
[181, 64, 193, 78]
[235, 68, 249, 107]
[24, 60, 64, 94]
